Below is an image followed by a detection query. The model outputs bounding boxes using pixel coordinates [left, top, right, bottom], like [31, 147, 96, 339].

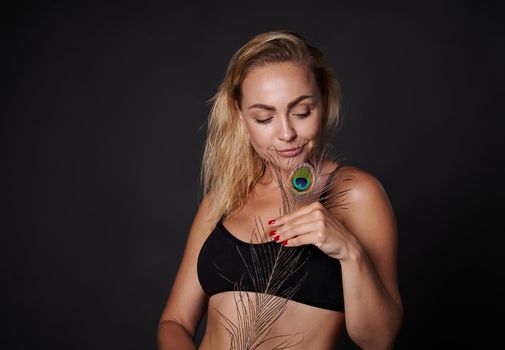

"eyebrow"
[247, 95, 313, 111]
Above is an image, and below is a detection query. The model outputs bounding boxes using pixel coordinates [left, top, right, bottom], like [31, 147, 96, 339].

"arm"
[157, 195, 215, 350]
[335, 168, 403, 350]
[270, 166, 403, 350]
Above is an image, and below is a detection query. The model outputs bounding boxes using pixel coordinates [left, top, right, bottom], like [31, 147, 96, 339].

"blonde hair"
[202, 30, 342, 221]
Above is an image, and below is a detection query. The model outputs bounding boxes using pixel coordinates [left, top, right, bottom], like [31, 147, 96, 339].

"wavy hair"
[202, 30, 342, 221]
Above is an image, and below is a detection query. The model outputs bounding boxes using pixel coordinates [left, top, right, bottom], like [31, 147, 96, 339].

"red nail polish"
[273, 235, 280, 241]
[281, 240, 288, 246]
[268, 219, 276, 225]
[269, 230, 276, 236]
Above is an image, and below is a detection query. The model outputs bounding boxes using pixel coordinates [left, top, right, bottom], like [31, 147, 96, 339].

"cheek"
[301, 114, 322, 139]
[244, 121, 273, 152]
[247, 125, 273, 149]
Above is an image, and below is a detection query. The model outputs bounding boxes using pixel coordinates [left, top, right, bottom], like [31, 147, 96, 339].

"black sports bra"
[197, 220, 345, 312]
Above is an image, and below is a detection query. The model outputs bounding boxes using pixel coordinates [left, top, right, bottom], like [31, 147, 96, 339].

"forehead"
[241, 62, 317, 104]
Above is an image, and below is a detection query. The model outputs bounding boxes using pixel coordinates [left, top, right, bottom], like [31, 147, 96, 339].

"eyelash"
[256, 111, 311, 124]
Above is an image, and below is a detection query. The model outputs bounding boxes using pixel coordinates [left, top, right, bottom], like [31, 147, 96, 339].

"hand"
[268, 202, 359, 261]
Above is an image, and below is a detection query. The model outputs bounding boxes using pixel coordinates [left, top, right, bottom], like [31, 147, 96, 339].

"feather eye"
[289, 163, 315, 194]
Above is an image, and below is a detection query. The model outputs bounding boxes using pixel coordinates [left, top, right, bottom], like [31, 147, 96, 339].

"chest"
[197, 221, 345, 312]
[223, 189, 284, 243]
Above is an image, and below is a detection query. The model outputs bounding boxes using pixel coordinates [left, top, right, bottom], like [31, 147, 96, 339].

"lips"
[276, 144, 305, 158]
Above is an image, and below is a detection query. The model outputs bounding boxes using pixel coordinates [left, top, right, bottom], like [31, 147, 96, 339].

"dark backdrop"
[2, 1, 503, 349]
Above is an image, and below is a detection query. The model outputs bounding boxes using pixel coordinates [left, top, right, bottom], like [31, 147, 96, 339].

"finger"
[274, 213, 317, 239]
[269, 202, 324, 227]
[275, 205, 329, 238]
[274, 219, 318, 242]
[282, 231, 320, 247]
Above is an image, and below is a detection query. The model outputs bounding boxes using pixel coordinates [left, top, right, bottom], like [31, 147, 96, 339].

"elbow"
[349, 331, 399, 350]
[157, 318, 195, 339]
[157, 318, 197, 350]
[348, 305, 403, 350]
[348, 332, 396, 350]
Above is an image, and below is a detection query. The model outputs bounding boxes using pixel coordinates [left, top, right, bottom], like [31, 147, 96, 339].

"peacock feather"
[215, 144, 353, 350]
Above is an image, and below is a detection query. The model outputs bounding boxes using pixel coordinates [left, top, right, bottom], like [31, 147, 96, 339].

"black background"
[2, 1, 503, 349]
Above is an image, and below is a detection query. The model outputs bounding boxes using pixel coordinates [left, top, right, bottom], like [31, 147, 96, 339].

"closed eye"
[293, 111, 311, 118]
[256, 117, 273, 124]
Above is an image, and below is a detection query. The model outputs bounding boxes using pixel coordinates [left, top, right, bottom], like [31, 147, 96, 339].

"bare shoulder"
[189, 193, 219, 241]
[330, 164, 396, 234]
[336, 165, 387, 201]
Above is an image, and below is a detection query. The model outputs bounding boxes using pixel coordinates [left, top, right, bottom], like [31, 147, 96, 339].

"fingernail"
[269, 230, 277, 236]
[268, 219, 276, 225]
[273, 235, 280, 242]
[281, 240, 288, 246]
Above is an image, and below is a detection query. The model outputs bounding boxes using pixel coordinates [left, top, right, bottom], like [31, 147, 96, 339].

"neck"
[258, 164, 290, 187]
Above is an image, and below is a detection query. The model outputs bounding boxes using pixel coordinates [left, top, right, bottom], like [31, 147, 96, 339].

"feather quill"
[215, 145, 353, 349]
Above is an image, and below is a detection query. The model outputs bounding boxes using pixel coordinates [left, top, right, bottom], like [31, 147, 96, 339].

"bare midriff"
[198, 291, 345, 350]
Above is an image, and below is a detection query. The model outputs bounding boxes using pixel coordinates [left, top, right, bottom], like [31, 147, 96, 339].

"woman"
[157, 31, 403, 350]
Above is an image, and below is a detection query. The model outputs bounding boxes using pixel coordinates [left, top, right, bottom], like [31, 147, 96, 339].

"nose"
[278, 116, 297, 142]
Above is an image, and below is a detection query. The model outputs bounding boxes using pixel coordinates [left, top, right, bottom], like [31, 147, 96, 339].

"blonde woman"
[157, 31, 403, 350]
